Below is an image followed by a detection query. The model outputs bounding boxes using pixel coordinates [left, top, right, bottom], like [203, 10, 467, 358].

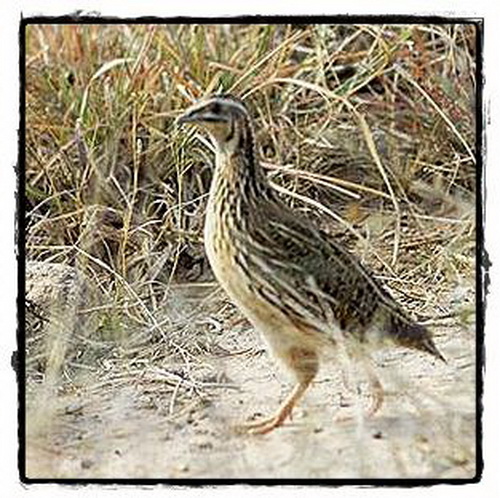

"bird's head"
[177, 94, 252, 153]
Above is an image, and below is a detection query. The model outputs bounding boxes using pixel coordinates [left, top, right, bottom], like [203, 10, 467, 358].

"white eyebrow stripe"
[184, 101, 209, 114]
[185, 97, 249, 116]
[221, 100, 247, 114]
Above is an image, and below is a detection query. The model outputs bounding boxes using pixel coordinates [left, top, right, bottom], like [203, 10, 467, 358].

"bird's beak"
[177, 109, 199, 125]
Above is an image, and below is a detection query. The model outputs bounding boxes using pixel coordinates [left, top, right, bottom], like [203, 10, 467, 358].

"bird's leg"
[236, 347, 318, 435]
[335, 350, 384, 421]
[363, 357, 384, 415]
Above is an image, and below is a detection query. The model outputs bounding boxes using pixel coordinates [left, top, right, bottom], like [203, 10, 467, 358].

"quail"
[178, 94, 445, 434]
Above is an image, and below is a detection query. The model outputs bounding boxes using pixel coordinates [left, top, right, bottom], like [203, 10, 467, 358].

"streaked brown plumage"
[178, 94, 445, 434]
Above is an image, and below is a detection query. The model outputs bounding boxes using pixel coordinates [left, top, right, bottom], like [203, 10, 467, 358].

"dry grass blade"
[264, 161, 395, 201]
[396, 66, 476, 165]
[355, 111, 401, 265]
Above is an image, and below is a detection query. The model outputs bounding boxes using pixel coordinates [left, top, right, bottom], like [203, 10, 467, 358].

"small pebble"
[81, 459, 94, 469]
[64, 401, 84, 415]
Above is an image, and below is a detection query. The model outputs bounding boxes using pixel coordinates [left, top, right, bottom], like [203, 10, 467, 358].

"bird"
[178, 94, 445, 435]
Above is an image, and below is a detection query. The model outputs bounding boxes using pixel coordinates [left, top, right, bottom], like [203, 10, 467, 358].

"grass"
[24, 22, 477, 475]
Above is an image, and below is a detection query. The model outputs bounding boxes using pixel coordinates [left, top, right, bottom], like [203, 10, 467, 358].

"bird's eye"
[211, 103, 221, 114]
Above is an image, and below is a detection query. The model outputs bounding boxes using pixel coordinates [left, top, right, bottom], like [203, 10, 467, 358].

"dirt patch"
[25, 290, 476, 480]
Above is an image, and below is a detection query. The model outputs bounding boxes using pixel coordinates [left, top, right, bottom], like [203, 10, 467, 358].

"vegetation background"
[24, 22, 477, 479]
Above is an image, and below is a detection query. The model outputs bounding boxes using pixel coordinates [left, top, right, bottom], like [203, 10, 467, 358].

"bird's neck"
[213, 119, 269, 201]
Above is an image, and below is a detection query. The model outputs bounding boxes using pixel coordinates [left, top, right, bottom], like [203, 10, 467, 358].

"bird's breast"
[204, 200, 326, 356]
[204, 199, 251, 304]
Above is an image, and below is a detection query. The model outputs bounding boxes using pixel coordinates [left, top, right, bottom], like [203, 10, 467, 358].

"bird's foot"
[334, 383, 384, 422]
[366, 376, 384, 416]
[234, 406, 293, 435]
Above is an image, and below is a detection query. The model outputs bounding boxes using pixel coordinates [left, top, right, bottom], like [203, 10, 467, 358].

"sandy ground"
[25, 289, 476, 480]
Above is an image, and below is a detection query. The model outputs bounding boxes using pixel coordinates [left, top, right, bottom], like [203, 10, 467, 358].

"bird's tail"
[384, 312, 446, 363]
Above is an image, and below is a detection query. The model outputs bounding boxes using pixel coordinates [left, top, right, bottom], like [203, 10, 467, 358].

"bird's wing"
[241, 198, 389, 333]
